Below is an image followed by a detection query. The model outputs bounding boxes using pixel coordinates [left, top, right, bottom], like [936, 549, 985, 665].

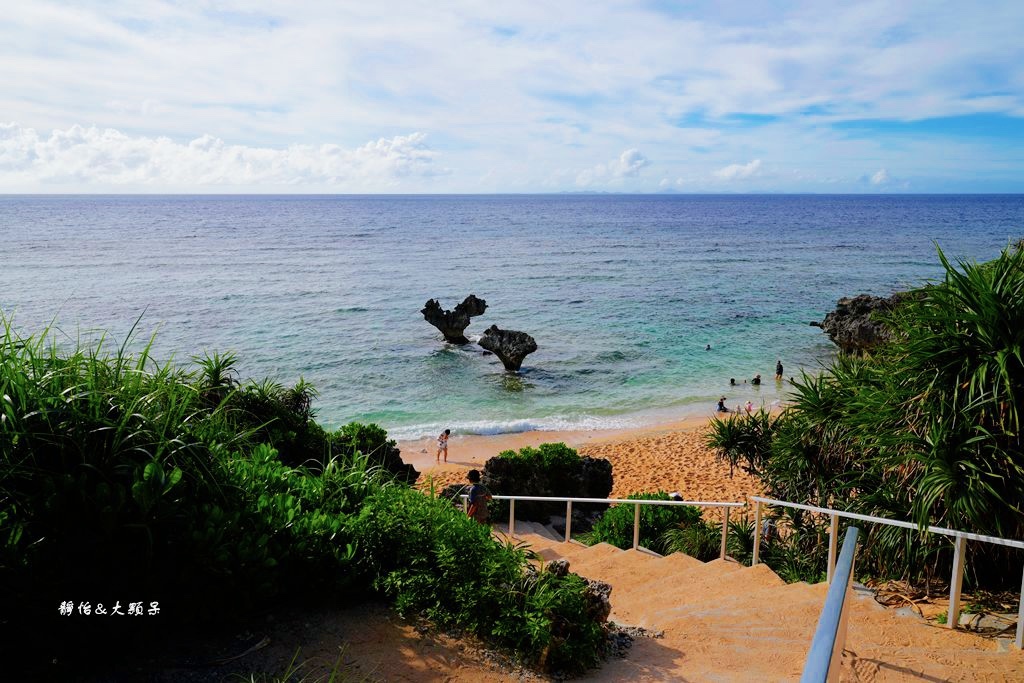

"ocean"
[2, 194, 1022, 440]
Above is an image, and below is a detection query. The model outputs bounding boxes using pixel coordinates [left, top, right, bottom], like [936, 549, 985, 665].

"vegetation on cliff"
[0, 320, 606, 677]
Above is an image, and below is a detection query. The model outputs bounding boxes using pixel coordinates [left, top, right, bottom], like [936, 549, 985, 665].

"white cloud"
[576, 148, 650, 186]
[0, 123, 448, 189]
[1, 2, 1023, 191]
[713, 159, 762, 180]
[870, 168, 890, 185]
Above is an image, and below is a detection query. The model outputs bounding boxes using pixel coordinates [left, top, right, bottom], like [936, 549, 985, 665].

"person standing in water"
[436, 428, 451, 463]
[776, 359, 784, 381]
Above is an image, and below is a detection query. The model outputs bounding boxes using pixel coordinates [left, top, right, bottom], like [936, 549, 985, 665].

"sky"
[1, 1, 1023, 193]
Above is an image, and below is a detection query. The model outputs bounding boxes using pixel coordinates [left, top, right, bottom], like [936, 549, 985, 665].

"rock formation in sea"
[478, 324, 537, 371]
[421, 295, 488, 344]
[811, 292, 914, 354]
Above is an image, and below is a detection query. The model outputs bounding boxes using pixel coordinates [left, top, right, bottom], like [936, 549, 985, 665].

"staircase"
[495, 522, 1024, 682]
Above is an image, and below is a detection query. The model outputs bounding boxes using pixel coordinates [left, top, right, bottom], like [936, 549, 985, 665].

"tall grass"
[0, 318, 388, 674]
[1, 318, 608, 677]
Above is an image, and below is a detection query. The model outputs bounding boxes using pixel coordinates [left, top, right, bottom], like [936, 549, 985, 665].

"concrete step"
[564, 547, 660, 584]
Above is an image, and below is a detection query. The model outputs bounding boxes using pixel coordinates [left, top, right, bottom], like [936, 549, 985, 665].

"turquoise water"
[2, 194, 1022, 439]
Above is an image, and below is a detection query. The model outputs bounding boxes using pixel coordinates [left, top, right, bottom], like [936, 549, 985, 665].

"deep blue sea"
[2, 195, 1022, 440]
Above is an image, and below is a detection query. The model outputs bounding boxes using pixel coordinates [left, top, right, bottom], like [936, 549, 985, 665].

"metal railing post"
[801, 527, 860, 683]
[948, 533, 966, 630]
[827, 514, 839, 584]
[834, 536, 857, 676]
[565, 500, 573, 542]
[720, 506, 730, 559]
[1017, 564, 1024, 649]
[633, 503, 641, 549]
[752, 500, 762, 566]
[509, 499, 516, 538]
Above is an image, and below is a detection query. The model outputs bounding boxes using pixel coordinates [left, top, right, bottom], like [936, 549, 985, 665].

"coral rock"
[811, 292, 913, 355]
[421, 295, 488, 344]
[478, 324, 537, 371]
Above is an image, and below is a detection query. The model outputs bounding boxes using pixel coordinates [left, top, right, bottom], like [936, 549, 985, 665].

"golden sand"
[403, 414, 763, 506]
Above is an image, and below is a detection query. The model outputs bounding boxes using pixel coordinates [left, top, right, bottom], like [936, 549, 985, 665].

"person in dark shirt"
[466, 469, 492, 524]
[775, 360, 784, 380]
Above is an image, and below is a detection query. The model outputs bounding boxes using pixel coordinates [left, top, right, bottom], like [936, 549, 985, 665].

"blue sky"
[1, 1, 1022, 193]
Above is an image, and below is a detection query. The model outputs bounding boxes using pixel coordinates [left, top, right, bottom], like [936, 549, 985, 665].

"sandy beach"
[403, 412, 763, 507]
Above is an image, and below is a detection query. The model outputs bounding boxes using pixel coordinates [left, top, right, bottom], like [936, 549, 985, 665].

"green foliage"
[660, 519, 721, 562]
[350, 487, 605, 674]
[581, 492, 703, 554]
[0, 320, 395, 674]
[706, 408, 778, 478]
[0, 318, 607, 676]
[484, 442, 612, 522]
[496, 442, 581, 469]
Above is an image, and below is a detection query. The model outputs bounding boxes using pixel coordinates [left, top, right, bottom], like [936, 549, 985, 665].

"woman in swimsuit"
[436, 428, 451, 463]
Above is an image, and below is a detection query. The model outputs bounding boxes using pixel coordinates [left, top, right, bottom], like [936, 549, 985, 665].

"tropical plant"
[581, 491, 703, 554]
[0, 319, 393, 676]
[350, 486, 606, 673]
[705, 242, 1024, 589]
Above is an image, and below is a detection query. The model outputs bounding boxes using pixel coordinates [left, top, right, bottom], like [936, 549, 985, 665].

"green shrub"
[1, 319, 614, 676]
[661, 519, 721, 561]
[705, 408, 777, 478]
[497, 442, 581, 469]
[580, 492, 703, 554]
[350, 486, 606, 674]
[0, 320, 390, 676]
[483, 442, 612, 522]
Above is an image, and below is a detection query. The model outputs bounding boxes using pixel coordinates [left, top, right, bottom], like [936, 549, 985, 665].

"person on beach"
[745, 400, 754, 414]
[717, 397, 729, 413]
[436, 428, 450, 463]
[466, 469, 492, 524]
[775, 359, 784, 380]
[751, 374, 761, 386]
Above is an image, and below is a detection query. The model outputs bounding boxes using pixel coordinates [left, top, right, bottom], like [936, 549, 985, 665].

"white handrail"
[456, 493, 742, 558]
[802, 527, 860, 683]
[492, 495, 743, 508]
[751, 496, 1024, 549]
[750, 495, 1024, 649]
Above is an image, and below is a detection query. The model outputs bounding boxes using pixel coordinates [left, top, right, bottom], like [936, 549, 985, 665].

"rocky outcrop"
[374, 442, 420, 485]
[421, 295, 488, 344]
[581, 578, 613, 624]
[478, 325, 537, 371]
[811, 292, 913, 355]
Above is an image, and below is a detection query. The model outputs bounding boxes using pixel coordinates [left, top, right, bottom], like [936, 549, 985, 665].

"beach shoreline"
[397, 409, 713, 472]
[401, 408, 764, 506]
